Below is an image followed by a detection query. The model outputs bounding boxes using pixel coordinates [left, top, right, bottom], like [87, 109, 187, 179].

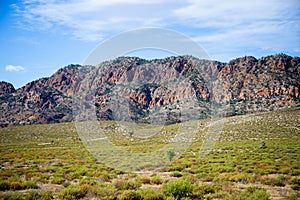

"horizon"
[1, 0, 299, 88]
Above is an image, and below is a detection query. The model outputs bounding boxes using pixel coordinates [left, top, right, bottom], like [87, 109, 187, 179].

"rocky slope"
[0, 81, 15, 95]
[1, 54, 299, 127]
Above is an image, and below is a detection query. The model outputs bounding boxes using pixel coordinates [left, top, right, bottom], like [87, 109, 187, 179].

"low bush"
[0, 180, 10, 191]
[170, 171, 182, 177]
[118, 190, 140, 200]
[290, 177, 299, 183]
[291, 184, 300, 190]
[1, 192, 24, 200]
[290, 177, 300, 189]
[38, 191, 53, 200]
[114, 179, 141, 190]
[79, 178, 97, 186]
[282, 193, 300, 200]
[96, 170, 114, 182]
[22, 181, 39, 189]
[263, 175, 285, 187]
[25, 191, 41, 200]
[150, 176, 163, 185]
[203, 191, 229, 199]
[167, 165, 184, 172]
[90, 183, 117, 198]
[37, 174, 50, 183]
[51, 177, 65, 184]
[163, 179, 193, 199]
[10, 181, 22, 190]
[57, 185, 87, 200]
[246, 186, 270, 200]
[136, 189, 165, 200]
[140, 176, 151, 184]
[193, 184, 218, 195]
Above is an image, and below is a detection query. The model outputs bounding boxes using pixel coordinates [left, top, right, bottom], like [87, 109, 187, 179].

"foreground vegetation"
[0, 106, 299, 199]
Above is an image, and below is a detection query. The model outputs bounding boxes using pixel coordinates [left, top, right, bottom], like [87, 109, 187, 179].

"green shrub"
[10, 181, 23, 190]
[57, 185, 87, 200]
[114, 179, 141, 190]
[39, 191, 53, 200]
[136, 189, 165, 200]
[291, 184, 300, 190]
[25, 191, 41, 200]
[170, 171, 182, 177]
[90, 183, 117, 198]
[150, 176, 163, 185]
[248, 186, 270, 200]
[259, 141, 267, 149]
[51, 177, 65, 184]
[99, 171, 114, 182]
[165, 197, 176, 200]
[204, 191, 229, 199]
[291, 178, 300, 184]
[79, 178, 97, 186]
[0, 180, 10, 190]
[118, 190, 141, 200]
[22, 181, 39, 189]
[282, 193, 300, 200]
[62, 181, 71, 188]
[167, 165, 184, 172]
[37, 174, 50, 183]
[193, 184, 217, 195]
[263, 175, 285, 187]
[163, 179, 193, 199]
[1, 192, 24, 200]
[167, 149, 176, 162]
[140, 176, 151, 184]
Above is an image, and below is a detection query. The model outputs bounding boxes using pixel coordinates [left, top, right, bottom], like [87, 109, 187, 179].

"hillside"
[1, 54, 300, 127]
[0, 106, 299, 199]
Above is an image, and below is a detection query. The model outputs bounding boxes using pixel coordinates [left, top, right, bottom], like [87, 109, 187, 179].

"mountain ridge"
[1, 54, 299, 127]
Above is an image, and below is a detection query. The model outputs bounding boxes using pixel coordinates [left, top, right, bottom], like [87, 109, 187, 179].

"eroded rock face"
[1, 54, 299, 127]
[0, 81, 15, 95]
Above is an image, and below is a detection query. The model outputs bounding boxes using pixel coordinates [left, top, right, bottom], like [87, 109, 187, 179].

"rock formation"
[1, 54, 299, 127]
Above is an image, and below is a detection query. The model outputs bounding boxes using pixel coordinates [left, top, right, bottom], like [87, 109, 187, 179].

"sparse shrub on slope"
[163, 179, 193, 199]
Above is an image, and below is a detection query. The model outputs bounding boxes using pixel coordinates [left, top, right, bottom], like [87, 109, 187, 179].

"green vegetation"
[163, 180, 193, 199]
[167, 149, 176, 162]
[0, 106, 299, 199]
[150, 175, 163, 185]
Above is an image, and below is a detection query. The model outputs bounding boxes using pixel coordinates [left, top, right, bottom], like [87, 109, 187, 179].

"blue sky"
[1, 0, 299, 89]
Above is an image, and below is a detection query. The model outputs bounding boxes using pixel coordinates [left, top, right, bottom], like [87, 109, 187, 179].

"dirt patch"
[38, 183, 64, 193]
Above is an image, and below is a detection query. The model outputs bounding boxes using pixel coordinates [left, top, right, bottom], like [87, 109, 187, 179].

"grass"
[0, 106, 299, 199]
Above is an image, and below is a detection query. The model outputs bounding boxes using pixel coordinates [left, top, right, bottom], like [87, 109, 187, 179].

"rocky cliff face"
[0, 81, 15, 95]
[1, 54, 299, 127]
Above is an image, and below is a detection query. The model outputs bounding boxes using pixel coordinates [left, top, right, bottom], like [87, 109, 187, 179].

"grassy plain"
[0, 106, 299, 199]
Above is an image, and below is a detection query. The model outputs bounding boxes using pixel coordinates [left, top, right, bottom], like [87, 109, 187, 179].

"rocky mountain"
[0, 81, 15, 95]
[1, 54, 299, 127]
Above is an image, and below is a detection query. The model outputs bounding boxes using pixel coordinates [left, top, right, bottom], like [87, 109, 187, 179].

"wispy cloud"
[174, 0, 300, 60]
[12, 0, 300, 60]
[12, 0, 180, 41]
[5, 65, 26, 72]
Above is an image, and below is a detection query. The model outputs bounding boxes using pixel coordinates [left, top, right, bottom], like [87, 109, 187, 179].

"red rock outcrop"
[1, 54, 299, 127]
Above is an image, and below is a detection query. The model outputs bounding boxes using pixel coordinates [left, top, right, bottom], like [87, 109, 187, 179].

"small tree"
[167, 149, 176, 162]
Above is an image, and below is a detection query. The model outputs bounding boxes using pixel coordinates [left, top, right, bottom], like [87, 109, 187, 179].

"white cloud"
[174, 0, 300, 61]
[12, 0, 300, 60]
[174, 0, 290, 26]
[5, 65, 26, 72]
[13, 0, 180, 41]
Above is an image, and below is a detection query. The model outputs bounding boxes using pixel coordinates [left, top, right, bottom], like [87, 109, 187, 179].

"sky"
[1, 0, 299, 89]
